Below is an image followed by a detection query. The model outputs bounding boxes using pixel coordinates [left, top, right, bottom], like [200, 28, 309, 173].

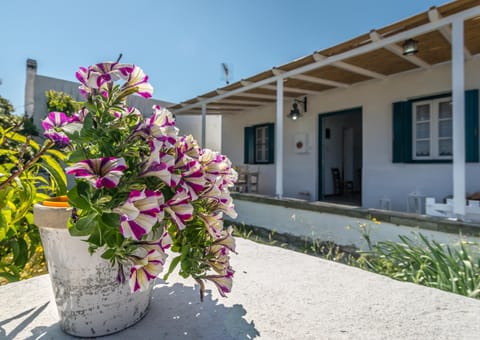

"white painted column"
[452, 18, 466, 217]
[201, 103, 206, 148]
[275, 79, 284, 198]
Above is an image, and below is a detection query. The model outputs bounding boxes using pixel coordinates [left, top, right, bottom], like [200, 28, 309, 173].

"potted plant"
[34, 62, 238, 337]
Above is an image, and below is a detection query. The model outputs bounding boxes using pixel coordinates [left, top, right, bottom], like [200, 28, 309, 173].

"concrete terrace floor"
[1, 238, 479, 340]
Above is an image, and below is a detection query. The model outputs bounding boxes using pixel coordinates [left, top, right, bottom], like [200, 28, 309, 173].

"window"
[255, 125, 269, 162]
[392, 89, 479, 163]
[412, 98, 452, 160]
[244, 123, 274, 164]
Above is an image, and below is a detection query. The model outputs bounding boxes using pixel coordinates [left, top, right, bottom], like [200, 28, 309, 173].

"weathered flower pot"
[34, 203, 153, 337]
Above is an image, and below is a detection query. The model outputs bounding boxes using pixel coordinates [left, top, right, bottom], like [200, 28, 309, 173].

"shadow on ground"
[1, 280, 259, 339]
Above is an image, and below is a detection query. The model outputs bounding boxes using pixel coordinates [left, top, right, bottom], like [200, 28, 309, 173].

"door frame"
[317, 107, 362, 201]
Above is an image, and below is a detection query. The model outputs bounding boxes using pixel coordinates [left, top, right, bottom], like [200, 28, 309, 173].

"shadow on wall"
[2, 281, 259, 340]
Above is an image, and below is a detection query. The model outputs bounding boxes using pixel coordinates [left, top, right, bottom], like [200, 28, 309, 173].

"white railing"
[426, 197, 480, 222]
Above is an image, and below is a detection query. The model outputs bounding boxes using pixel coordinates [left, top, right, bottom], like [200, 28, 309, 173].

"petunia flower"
[204, 267, 235, 297]
[199, 149, 232, 183]
[179, 159, 206, 201]
[133, 106, 178, 145]
[164, 187, 193, 230]
[140, 139, 179, 187]
[114, 189, 163, 240]
[129, 249, 167, 292]
[143, 229, 172, 253]
[42, 111, 82, 147]
[65, 157, 127, 189]
[199, 211, 224, 238]
[120, 65, 153, 99]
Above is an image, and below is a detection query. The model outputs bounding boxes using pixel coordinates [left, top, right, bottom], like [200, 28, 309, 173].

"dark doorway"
[318, 107, 362, 206]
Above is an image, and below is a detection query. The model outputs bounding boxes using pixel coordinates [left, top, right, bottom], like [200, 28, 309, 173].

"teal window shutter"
[244, 126, 254, 164]
[267, 123, 275, 164]
[465, 89, 479, 162]
[392, 101, 412, 163]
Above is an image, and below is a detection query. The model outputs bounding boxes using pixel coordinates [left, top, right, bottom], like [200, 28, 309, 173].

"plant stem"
[0, 140, 54, 191]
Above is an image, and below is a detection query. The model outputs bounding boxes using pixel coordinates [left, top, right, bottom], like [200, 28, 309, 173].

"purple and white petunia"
[179, 159, 206, 201]
[65, 157, 127, 189]
[129, 249, 167, 292]
[204, 267, 235, 297]
[121, 65, 154, 99]
[133, 106, 178, 145]
[114, 189, 164, 240]
[199, 149, 232, 184]
[164, 187, 193, 230]
[199, 212, 224, 238]
[143, 228, 172, 253]
[42, 111, 82, 147]
[140, 140, 179, 187]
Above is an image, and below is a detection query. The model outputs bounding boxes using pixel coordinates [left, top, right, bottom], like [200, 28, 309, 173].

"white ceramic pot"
[34, 204, 153, 337]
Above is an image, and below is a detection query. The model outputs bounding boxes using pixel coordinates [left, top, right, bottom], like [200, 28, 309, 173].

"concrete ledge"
[231, 193, 480, 237]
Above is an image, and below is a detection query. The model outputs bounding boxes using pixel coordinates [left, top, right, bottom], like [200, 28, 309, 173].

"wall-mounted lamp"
[402, 38, 418, 56]
[287, 97, 307, 120]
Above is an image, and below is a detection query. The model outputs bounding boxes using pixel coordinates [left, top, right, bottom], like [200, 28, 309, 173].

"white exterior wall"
[175, 114, 222, 152]
[222, 58, 480, 211]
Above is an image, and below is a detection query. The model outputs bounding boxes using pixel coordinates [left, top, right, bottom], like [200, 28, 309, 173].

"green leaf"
[0, 271, 19, 282]
[100, 213, 120, 229]
[12, 238, 28, 267]
[67, 183, 91, 210]
[40, 155, 67, 195]
[101, 248, 116, 260]
[46, 148, 66, 161]
[67, 148, 87, 163]
[87, 225, 103, 247]
[163, 255, 181, 281]
[69, 213, 97, 236]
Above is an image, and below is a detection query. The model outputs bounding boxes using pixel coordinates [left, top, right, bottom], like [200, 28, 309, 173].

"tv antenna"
[222, 63, 230, 85]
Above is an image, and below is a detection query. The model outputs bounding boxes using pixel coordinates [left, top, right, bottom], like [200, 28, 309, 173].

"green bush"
[358, 233, 480, 298]
[0, 121, 66, 282]
[45, 90, 80, 117]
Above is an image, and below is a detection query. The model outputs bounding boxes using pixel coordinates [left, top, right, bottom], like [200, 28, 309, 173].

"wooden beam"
[428, 7, 472, 59]
[312, 53, 387, 80]
[369, 30, 430, 69]
[262, 84, 323, 95]
[205, 105, 250, 110]
[214, 99, 272, 105]
[273, 67, 348, 88]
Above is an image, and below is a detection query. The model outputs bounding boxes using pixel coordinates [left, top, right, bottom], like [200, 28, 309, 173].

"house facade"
[169, 1, 480, 220]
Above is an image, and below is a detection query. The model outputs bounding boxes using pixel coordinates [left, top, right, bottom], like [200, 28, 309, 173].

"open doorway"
[318, 107, 362, 206]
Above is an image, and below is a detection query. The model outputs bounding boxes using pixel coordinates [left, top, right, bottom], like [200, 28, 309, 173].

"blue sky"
[1, 0, 442, 113]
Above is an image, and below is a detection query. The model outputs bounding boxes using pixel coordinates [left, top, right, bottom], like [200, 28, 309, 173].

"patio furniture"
[331, 168, 353, 195]
[233, 166, 259, 193]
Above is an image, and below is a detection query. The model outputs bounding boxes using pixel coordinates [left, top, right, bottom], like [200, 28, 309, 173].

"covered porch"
[169, 2, 480, 221]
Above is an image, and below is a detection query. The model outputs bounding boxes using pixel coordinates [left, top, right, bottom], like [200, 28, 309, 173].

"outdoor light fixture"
[402, 38, 418, 56]
[287, 97, 307, 120]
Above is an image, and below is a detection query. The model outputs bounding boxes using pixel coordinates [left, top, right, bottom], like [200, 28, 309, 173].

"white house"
[24, 59, 222, 151]
[170, 1, 480, 222]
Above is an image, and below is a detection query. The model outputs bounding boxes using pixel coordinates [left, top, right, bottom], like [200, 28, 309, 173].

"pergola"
[169, 1, 480, 218]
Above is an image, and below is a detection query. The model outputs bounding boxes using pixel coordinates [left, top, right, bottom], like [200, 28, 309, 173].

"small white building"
[169, 1, 480, 222]
[24, 59, 222, 151]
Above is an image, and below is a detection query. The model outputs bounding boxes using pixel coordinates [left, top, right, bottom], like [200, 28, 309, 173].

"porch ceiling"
[170, 1, 480, 115]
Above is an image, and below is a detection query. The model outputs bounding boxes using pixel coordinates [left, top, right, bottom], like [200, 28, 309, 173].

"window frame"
[412, 96, 453, 161]
[244, 123, 274, 164]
